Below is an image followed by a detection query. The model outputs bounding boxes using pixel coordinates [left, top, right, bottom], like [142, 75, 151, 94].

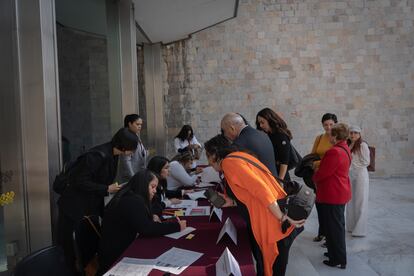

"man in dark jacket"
[221, 113, 277, 175]
[57, 127, 138, 273]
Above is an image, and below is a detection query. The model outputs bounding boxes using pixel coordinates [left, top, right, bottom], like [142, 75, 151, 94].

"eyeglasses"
[349, 131, 360, 134]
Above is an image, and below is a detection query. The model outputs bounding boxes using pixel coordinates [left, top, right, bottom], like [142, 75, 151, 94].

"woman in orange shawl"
[204, 135, 305, 276]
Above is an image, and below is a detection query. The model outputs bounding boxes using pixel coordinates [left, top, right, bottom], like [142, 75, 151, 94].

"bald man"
[221, 113, 277, 176]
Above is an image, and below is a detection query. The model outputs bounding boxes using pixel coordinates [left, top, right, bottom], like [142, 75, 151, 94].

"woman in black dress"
[256, 108, 293, 180]
[97, 169, 186, 274]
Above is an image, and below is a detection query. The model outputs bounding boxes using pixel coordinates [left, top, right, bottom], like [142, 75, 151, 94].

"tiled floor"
[287, 177, 414, 276]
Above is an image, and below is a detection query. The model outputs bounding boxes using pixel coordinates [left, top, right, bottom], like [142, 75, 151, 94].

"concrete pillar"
[144, 43, 166, 155]
[106, 0, 138, 134]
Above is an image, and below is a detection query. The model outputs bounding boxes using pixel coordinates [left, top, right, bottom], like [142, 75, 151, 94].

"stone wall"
[161, 0, 414, 177]
[137, 46, 148, 144]
[57, 24, 111, 160]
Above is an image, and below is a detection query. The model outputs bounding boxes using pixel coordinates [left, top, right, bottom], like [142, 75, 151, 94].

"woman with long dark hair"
[167, 151, 199, 191]
[147, 156, 190, 216]
[256, 108, 294, 180]
[346, 125, 370, 237]
[97, 169, 186, 274]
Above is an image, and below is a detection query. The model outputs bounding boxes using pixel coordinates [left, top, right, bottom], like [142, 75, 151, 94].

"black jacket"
[98, 192, 180, 273]
[57, 143, 117, 222]
[294, 153, 320, 190]
[234, 126, 278, 176]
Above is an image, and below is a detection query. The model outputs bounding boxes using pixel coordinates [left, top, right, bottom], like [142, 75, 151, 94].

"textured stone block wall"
[162, 0, 414, 177]
[57, 24, 111, 160]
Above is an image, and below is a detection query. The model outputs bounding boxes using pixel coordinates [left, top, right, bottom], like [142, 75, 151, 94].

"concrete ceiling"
[134, 0, 238, 44]
[55, 0, 238, 45]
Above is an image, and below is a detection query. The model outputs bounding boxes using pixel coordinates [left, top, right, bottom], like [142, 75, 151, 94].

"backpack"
[225, 154, 315, 229]
[53, 150, 105, 194]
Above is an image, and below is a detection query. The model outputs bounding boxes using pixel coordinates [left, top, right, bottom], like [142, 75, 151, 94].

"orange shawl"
[222, 151, 293, 276]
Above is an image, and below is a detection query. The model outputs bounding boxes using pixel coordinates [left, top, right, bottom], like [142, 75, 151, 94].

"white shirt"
[167, 161, 197, 191]
[174, 136, 201, 152]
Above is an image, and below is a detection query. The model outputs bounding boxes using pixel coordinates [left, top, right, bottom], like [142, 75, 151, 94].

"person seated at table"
[167, 151, 200, 191]
[174, 124, 202, 168]
[147, 156, 186, 216]
[204, 135, 305, 276]
[97, 169, 186, 275]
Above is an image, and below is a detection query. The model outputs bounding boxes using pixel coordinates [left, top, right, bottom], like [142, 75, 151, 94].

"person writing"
[97, 169, 186, 274]
[167, 151, 200, 191]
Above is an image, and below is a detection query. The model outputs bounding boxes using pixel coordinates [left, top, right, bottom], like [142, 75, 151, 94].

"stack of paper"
[170, 200, 198, 209]
[103, 257, 155, 276]
[154, 247, 203, 275]
[104, 247, 204, 275]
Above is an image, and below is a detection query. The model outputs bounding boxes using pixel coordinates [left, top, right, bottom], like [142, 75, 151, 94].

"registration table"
[118, 206, 255, 275]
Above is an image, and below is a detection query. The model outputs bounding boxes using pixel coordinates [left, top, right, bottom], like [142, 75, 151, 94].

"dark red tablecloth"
[119, 206, 255, 275]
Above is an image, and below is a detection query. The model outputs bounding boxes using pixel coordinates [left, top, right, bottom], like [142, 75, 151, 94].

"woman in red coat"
[313, 123, 351, 269]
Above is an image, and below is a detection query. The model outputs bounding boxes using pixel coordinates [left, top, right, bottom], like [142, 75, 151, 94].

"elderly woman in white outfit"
[346, 125, 370, 237]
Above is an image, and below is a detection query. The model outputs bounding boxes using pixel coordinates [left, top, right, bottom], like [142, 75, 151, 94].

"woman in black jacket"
[57, 127, 138, 273]
[97, 169, 186, 274]
[256, 108, 294, 180]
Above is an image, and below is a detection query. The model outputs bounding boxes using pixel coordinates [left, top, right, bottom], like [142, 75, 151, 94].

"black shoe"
[323, 260, 346, 269]
[313, 235, 325, 242]
[323, 252, 329, 257]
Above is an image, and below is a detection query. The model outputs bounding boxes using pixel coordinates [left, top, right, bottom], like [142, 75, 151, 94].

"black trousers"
[321, 203, 347, 264]
[251, 226, 303, 276]
[57, 211, 79, 274]
[272, 226, 303, 276]
[315, 202, 326, 237]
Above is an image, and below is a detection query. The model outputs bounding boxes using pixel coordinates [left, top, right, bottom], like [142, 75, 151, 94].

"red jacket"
[313, 140, 352, 204]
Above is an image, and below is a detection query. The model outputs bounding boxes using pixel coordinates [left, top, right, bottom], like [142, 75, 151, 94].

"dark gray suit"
[233, 125, 278, 176]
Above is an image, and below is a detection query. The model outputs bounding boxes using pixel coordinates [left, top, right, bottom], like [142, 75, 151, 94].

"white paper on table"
[154, 247, 203, 275]
[164, 227, 196, 239]
[216, 217, 237, 245]
[195, 182, 216, 188]
[104, 193, 114, 206]
[185, 206, 211, 216]
[186, 190, 207, 200]
[209, 207, 223, 222]
[104, 182, 127, 206]
[215, 247, 242, 276]
[170, 199, 198, 209]
[199, 166, 222, 183]
[103, 257, 155, 276]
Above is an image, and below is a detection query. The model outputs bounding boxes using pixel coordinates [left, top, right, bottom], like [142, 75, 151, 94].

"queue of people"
[56, 109, 371, 276]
